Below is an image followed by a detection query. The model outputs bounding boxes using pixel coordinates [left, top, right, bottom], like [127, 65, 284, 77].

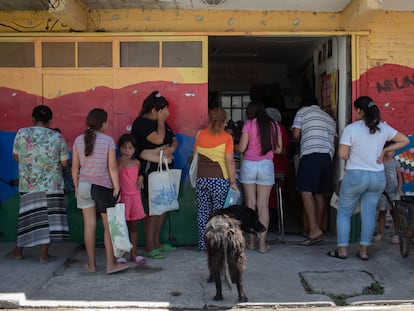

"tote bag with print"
[148, 150, 182, 216]
[107, 202, 133, 257]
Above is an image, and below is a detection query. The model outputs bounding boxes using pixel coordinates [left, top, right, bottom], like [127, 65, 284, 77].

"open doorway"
[208, 35, 351, 235]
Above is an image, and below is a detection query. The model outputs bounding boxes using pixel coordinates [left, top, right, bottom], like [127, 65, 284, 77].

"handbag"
[107, 202, 133, 257]
[330, 179, 360, 214]
[148, 150, 182, 216]
[189, 131, 201, 188]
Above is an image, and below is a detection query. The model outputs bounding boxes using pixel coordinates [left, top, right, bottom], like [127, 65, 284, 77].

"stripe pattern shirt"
[291, 105, 336, 158]
[73, 132, 116, 189]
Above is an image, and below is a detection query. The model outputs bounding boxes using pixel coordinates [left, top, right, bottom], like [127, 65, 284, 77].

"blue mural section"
[174, 133, 195, 181]
[0, 131, 196, 204]
[0, 131, 18, 203]
[0, 130, 197, 243]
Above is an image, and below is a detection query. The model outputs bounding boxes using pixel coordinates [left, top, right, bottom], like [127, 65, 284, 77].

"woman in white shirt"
[327, 96, 409, 261]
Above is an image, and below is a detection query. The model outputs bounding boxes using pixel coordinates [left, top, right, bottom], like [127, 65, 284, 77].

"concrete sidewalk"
[1, 233, 414, 309]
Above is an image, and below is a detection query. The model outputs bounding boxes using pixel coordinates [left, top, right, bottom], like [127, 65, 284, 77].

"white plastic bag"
[107, 202, 132, 257]
[148, 150, 182, 216]
[189, 131, 201, 188]
[189, 152, 198, 188]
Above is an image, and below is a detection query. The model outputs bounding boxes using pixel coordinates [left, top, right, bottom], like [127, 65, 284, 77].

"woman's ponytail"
[354, 96, 381, 134]
[84, 108, 108, 156]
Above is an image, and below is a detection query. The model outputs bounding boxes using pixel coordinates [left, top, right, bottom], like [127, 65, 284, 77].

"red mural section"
[0, 81, 207, 148]
[356, 64, 414, 136]
[356, 64, 414, 193]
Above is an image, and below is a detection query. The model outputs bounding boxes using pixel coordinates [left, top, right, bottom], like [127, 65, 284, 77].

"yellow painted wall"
[361, 12, 414, 73]
[2, 9, 414, 75]
[0, 10, 342, 33]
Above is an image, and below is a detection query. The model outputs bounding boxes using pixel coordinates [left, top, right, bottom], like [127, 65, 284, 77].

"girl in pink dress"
[117, 134, 146, 265]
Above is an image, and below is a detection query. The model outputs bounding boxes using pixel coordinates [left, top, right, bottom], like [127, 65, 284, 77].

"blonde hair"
[208, 107, 227, 134]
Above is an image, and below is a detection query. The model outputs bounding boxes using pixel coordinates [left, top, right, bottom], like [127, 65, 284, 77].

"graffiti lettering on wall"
[376, 75, 414, 93]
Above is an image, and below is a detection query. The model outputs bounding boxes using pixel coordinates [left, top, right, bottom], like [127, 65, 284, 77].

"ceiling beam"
[342, 0, 383, 30]
[48, 0, 89, 31]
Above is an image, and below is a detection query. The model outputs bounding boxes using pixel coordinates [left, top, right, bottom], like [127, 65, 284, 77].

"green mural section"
[0, 184, 198, 246]
[0, 195, 19, 241]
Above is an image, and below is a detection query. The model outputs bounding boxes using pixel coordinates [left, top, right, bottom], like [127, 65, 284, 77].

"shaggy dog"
[205, 205, 266, 302]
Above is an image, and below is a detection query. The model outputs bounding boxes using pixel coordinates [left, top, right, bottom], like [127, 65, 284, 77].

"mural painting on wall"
[0, 81, 208, 204]
[357, 64, 414, 193]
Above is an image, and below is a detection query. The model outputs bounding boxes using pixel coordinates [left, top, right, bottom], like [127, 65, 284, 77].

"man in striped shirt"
[292, 96, 336, 246]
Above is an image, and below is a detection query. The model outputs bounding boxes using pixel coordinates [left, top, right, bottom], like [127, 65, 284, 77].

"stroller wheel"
[399, 232, 411, 258]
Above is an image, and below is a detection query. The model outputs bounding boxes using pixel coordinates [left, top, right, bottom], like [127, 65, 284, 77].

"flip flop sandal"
[258, 244, 270, 253]
[300, 236, 323, 246]
[143, 249, 166, 259]
[162, 244, 177, 251]
[356, 252, 369, 261]
[326, 250, 347, 259]
[107, 263, 129, 274]
[130, 255, 146, 265]
[117, 257, 128, 263]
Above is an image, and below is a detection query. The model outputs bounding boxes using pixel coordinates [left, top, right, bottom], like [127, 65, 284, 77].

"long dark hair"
[118, 133, 137, 150]
[84, 108, 107, 156]
[354, 96, 381, 134]
[246, 100, 278, 155]
[140, 90, 169, 116]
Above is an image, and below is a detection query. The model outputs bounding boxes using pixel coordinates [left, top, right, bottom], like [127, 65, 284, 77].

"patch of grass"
[362, 281, 384, 295]
[299, 273, 312, 294]
[299, 272, 384, 306]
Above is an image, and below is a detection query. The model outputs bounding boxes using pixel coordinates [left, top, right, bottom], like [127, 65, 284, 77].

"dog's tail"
[223, 238, 232, 291]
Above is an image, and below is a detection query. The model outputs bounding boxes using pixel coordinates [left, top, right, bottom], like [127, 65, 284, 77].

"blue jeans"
[336, 169, 385, 247]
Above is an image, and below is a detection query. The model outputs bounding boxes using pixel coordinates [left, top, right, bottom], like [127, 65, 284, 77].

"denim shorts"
[76, 181, 115, 213]
[76, 181, 94, 209]
[239, 159, 274, 186]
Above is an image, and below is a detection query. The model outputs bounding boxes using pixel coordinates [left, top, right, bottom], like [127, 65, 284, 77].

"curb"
[0, 293, 25, 309]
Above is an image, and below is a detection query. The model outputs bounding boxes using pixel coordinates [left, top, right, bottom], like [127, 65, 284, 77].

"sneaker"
[373, 234, 382, 242]
[391, 234, 399, 244]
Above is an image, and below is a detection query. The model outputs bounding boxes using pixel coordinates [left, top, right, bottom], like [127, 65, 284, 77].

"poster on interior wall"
[319, 70, 338, 119]
[209, 63, 259, 91]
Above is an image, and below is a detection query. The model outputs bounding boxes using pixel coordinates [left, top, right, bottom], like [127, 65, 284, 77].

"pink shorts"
[120, 193, 146, 221]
